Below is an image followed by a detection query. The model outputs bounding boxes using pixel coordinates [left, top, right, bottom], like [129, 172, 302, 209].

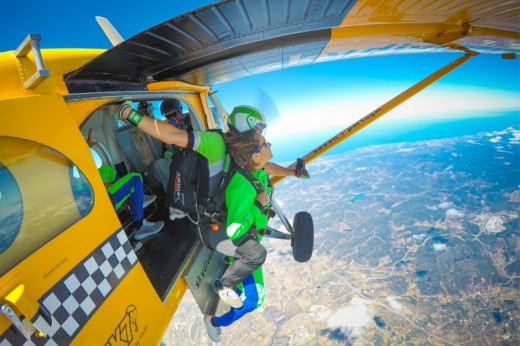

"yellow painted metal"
[343, 0, 519, 32]
[71, 264, 177, 345]
[147, 80, 214, 129]
[0, 49, 199, 343]
[147, 80, 211, 93]
[0, 92, 189, 342]
[0, 48, 103, 100]
[0, 94, 120, 333]
[319, 23, 518, 62]
[3, 284, 39, 322]
[272, 49, 478, 184]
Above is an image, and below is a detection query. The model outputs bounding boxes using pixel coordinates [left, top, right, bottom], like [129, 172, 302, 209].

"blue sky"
[3, 1, 519, 162]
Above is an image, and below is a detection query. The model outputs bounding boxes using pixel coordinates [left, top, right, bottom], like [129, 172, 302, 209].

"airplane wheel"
[292, 211, 314, 263]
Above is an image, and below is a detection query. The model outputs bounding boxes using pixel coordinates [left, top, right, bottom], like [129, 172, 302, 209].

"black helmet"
[160, 99, 182, 117]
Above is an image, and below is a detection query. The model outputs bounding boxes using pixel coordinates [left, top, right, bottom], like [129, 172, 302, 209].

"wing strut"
[272, 49, 478, 184]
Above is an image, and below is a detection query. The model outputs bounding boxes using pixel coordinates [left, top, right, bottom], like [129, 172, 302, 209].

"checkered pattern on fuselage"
[0, 229, 137, 345]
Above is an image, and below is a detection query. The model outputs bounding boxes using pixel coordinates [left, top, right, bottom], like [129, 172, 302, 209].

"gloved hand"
[117, 100, 133, 121]
[294, 158, 309, 178]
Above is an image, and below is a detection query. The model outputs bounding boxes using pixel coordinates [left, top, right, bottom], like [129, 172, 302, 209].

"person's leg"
[108, 173, 163, 240]
[152, 158, 171, 193]
[213, 269, 263, 327]
[126, 174, 144, 221]
[218, 237, 267, 288]
[208, 225, 237, 256]
[107, 173, 143, 221]
[119, 173, 143, 221]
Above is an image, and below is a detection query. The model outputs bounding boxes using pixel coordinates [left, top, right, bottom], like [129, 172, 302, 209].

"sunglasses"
[165, 109, 182, 117]
[251, 139, 269, 154]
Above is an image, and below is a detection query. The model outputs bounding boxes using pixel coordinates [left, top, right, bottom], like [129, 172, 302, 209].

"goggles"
[164, 108, 183, 118]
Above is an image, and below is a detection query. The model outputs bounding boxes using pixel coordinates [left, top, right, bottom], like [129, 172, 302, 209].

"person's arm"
[264, 162, 295, 176]
[265, 159, 309, 178]
[119, 103, 189, 148]
[86, 128, 97, 147]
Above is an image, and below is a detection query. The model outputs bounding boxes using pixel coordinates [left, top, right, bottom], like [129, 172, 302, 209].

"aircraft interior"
[80, 98, 199, 301]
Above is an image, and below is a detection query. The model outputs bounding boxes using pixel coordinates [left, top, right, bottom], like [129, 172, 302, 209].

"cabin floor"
[121, 195, 198, 301]
[138, 214, 196, 300]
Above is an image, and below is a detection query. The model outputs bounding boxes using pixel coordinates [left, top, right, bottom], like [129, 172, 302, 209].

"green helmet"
[98, 165, 116, 184]
[228, 105, 267, 133]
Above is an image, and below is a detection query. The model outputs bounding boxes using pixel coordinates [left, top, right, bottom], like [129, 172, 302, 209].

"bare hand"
[87, 128, 97, 147]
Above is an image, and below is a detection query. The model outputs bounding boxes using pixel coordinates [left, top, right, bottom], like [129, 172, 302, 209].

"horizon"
[270, 110, 520, 163]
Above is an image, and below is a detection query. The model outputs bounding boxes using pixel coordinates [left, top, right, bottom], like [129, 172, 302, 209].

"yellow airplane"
[1, 0, 518, 344]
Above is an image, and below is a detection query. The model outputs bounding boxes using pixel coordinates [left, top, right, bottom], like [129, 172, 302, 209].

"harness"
[197, 156, 272, 226]
[166, 129, 273, 248]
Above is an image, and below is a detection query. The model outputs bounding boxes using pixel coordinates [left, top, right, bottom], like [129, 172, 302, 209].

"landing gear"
[291, 211, 314, 262]
[267, 199, 314, 262]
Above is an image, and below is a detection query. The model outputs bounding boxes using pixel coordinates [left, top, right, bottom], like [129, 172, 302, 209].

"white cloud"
[446, 208, 465, 218]
[433, 243, 447, 252]
[509, 129, 520, 144]
[326, 297, 371, 339]
[386, 296, 402, 311]
[438, 202, 452, 209]
[413, 234, 426, 241]
[308, 305, 332, 322]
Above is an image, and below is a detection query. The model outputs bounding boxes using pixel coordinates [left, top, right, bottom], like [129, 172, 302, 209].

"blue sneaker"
[134, 220, 164, 240]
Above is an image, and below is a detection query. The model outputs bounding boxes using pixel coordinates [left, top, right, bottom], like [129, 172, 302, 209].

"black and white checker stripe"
[1, 229, 137, 345]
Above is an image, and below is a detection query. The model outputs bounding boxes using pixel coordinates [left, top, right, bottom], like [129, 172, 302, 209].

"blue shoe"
[134, 219, 164, 240]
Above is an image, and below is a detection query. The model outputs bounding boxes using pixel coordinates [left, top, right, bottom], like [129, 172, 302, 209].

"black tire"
[292, 211, 314, 262]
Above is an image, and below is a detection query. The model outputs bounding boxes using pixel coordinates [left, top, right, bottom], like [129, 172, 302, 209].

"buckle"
[249, 228, 266, 237]
[197, 205, 225, 224]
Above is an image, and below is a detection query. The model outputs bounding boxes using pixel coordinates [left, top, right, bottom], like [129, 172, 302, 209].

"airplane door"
[0, 95, 127, 344]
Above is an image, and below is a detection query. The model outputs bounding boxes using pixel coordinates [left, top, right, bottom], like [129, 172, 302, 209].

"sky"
[3, 0, 519, 162]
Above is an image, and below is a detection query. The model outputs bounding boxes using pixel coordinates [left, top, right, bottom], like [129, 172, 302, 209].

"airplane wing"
[64, 0, 520, 93]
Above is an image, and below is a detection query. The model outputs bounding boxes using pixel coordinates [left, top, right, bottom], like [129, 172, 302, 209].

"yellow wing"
[65, 0, 519, 93]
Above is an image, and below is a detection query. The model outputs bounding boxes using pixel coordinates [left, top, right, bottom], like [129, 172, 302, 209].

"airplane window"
[0, 137, 94, 275]
[0, 163, 22, 255]
[208, 94, 226, 130]
[90, 148, 104, 168]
